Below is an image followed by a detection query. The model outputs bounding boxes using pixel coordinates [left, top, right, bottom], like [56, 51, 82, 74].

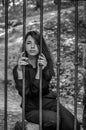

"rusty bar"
[39, 0, 43, 130]
[57, 0, 61, 130]
[4, 0, 9, 130]
[74, 0, 78, 130]
[22, 0, 27, 130]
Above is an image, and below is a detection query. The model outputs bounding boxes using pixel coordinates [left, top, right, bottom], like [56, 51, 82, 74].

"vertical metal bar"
[83, 44, 86, 130]
[4, 0, 8, 130]
[74, 0, 78, 130]
[22, 0, 27, 130]
[39, 0, 43, 130]
[57, 0, 61, 130]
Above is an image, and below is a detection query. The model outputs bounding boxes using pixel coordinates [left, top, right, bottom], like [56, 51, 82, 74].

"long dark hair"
[22, 30, 55, 77]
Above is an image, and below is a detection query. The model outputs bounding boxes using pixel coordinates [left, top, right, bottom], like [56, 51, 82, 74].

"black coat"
[13, 64, 56, 112]
[13, 65, 80, 130]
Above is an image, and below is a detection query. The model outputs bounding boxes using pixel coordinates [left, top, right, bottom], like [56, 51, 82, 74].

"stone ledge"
[26, 122, 39, 130]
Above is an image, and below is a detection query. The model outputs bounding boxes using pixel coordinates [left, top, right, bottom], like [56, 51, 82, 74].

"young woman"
[13, 31, 80, 130]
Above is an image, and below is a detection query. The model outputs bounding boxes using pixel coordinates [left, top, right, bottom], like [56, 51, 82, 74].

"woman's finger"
[21, 57, 28, 61]
[40, 53, 45, 58]
[38, 59, 47, 64]
[18, 57, 28, 64]
[18, 52, 25, 58]
[18, 60, 29, 66]
[39, 57, 47, 64]
[39, 53, 46, 59]
[38, 59, 47, 67]
[38, 56, 47, 63]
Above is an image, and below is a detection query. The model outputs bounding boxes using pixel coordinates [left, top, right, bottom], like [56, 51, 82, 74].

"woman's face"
[25, 35, 39, 57]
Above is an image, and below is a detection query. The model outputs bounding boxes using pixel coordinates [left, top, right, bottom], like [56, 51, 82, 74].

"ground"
[0, 0, 85, 129]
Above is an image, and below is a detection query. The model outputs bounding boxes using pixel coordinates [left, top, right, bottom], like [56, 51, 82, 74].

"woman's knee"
[43, 121, 56, 128]
[25, 110, 39, 124]
[68, 121, 80, 130]
[61, 118, 80, 130]
[42, 110, 60, 129]
[60, 104, 80, 130]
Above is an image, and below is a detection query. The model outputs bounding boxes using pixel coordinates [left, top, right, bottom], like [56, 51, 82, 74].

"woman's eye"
[27, 42, 31, 44]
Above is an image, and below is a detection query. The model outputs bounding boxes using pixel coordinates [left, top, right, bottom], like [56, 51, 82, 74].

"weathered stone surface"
[26, 123, 39, 130]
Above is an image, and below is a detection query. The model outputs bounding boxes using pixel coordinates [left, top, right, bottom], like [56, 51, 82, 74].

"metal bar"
[4, 0, 9, 130]
[74, 0, 78, 130]
[39, 0, 43, 130]
[57, 0, 61, 130]
[22, 0, 27, 130]
[83, 44, 86, 130]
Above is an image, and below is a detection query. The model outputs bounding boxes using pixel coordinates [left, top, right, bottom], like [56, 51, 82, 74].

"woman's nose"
[31, 43, 35, 48]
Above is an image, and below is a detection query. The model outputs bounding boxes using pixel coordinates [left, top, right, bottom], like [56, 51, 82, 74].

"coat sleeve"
[13, 65, 31, 96]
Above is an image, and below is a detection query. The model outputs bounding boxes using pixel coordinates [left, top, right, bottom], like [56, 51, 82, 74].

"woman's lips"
[30, 50, 36, 53]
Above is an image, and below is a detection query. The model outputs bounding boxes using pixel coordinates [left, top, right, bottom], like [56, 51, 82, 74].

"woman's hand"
[17, 52, 29, 79]
[37, 53, 47, 70]
[17, 52, 29, 70]
[35, 53, 47, 79]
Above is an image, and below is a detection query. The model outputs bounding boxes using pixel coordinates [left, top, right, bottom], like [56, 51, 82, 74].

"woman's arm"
[30, 54, 52, 97]
[36, 53, 52, 80]
[30, 66, 52, 97]
[13, 65, 30, 96]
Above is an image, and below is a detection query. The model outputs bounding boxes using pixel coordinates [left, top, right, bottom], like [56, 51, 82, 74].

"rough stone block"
[26, 122, 39, 130]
